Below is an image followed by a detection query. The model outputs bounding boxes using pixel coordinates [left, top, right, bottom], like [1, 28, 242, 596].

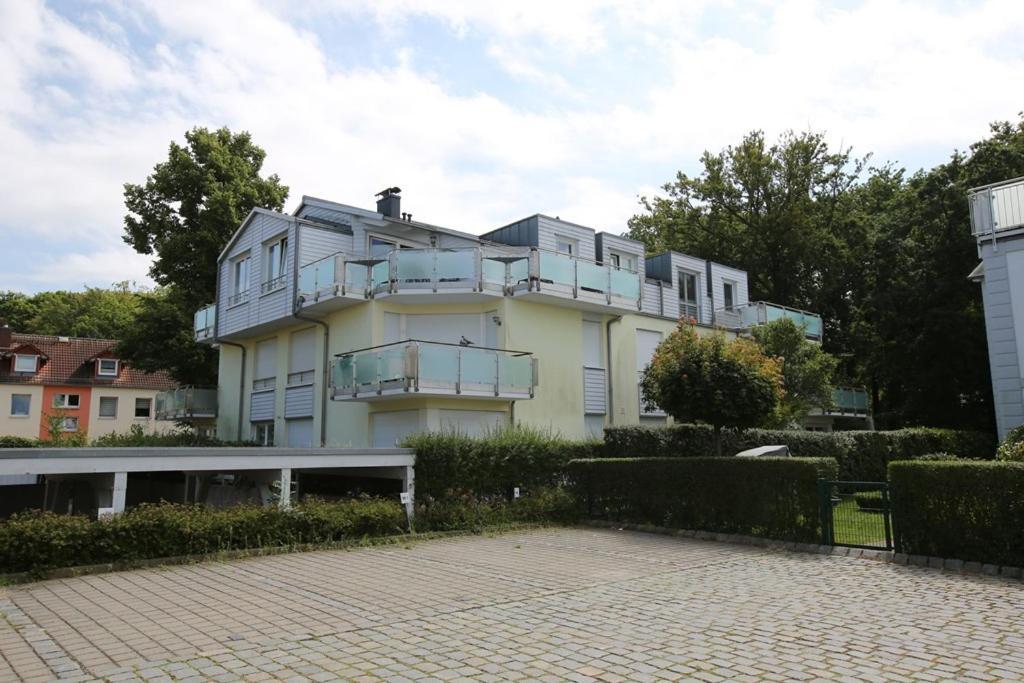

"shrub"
[0, 498, 407, 575]
[853, 490, 885, 511]
[414, 487, 577, 532]
[997, 425, 1024, 462]
[567, 457, 837, 543]
[889, 460, 1024, 567]
[91, 425, 257, 447]
[0, 435, 39, 448]
[403, 425, 580, 499]
[602, 424, 996, 480]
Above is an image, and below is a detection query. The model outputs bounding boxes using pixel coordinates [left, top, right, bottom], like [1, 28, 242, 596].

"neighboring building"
[968, 176, 1024, 440]
[0, 328, 178, 440]
[194, 188, 840, 447]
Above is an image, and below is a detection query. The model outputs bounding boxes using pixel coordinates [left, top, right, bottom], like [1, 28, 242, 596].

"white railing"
[969, 176, 1024, 236]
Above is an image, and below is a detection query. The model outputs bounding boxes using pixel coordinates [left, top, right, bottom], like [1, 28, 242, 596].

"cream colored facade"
[204, 192, 824, 447]
[0, 385, 44, 440]
[88, 388, 176, 438]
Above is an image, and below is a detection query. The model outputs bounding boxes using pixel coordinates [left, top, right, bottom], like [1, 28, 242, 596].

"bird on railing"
[459, 336, 474, 346]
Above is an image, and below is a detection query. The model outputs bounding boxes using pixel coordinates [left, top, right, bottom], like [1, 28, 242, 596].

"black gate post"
[817, 479, 833, 546]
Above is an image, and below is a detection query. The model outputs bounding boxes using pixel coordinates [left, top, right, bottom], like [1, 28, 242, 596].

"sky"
[1, 0, 1023, 293]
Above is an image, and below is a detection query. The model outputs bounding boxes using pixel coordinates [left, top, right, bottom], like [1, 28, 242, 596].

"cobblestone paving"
[2, 528, 1023, 682]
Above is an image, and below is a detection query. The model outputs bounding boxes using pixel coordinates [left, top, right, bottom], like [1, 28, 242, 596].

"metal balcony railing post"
[350, 356, 358, 398]
[432, 249, 438, 293]
[606, 266, 612, 305]
[389, 251, 398, 294]
[336, 255, 345, 296]
[456, 348, 462, 394]
[572, 257, 579, 299]
[375, 352, 383, 395]
[494, 351, 500, 396]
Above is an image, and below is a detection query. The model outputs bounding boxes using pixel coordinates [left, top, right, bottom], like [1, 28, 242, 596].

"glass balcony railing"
[332, 340, 535, 400]
[296, 246, 641, 308]
[727, 301, 823, 340]
[155, 387, 218, 420]
[830, 387, 870, 415]
[194, 304, 216, 341]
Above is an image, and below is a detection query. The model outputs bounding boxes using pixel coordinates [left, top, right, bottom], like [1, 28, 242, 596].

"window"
[10, 394, 30, 417]
[13, 354, 37, 373]
[679, 270, 699, 320]
[723, 282, 735, 311]
[263, 237, 288, 289]
[97, 358, 119, 376]
[609, 253, 619, 268]
[609, 251, 636, 271]
[253, 421, 275, 446]
[555, 236, 576, 255]
[98, 396, 118, 418]
[230, 255, 250, 304]
[369, 236, 398, 258]
[53, 394, 80, 409]
[62, 416, 79, 432]
[134, 398, 152, 419]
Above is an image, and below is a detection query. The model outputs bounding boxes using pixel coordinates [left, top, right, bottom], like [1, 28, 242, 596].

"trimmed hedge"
[414, 487, 578, 532]
[567, 456, 838, 543]
[0, 436, 39, 448]
[603, 424, 995, 480]
[889, 460, 1024, 567]
[0, 498, 406, 575]
[403, 426, 601, 499]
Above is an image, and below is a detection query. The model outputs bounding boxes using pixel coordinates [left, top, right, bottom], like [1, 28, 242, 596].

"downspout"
[212, 255, 246, 442]
[605, 315, 623, 426]
[291, 219, 330, 447]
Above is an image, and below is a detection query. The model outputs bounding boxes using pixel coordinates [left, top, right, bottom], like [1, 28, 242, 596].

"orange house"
[39, 385, 92, 440]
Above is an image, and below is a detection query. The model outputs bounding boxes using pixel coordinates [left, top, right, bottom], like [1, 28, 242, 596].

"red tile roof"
[0, 333, 177, 390]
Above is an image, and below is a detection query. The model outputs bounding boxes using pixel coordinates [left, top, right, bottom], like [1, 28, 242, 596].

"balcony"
[155, 387, 218, 421]
[194, 304, 216, 341]
[715, 301, 823, 341]
[331, 340, 536, 401]
[969, 176, 1024, 237]
[828, 387, 870, 416]
[298, 247, 642, 311]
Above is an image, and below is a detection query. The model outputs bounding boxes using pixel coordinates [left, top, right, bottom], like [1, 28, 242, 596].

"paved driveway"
[1, 528, 1023, 682]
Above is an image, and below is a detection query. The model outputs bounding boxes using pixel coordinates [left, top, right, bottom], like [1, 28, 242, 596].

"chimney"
[376, 186, 402, 219]
[0, 324, 10, 350]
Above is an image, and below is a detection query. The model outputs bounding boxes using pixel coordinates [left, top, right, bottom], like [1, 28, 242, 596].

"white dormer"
[13, 354, 38, 373]
[97, 358, 119, 377]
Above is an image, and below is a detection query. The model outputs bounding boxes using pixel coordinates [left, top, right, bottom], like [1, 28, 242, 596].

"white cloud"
[2, 0, 1024, 294]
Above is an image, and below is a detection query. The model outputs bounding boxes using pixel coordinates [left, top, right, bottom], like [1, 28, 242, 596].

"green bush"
[996, 425, 1024, 462]
[889, 460, 1024, 567]
[0, 435, 39, 448]
[0, 498, 406, 575]
[853, 490, 885, 511]
[91, 425, 257, 447]
[403, 425, 582, 499]
[567, 457, 837, 543]
[414, 487, 578, 532]
[602, 424, 996, 480]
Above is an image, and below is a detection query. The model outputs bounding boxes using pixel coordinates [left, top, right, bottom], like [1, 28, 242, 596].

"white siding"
[710, 263, 749, 311]
[298, 223, 352, 265]
[537, 215, 598, 261]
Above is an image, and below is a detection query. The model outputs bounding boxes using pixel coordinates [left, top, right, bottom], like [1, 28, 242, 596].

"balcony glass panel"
[334, 355, 355, 391]
[396, 250, 433, 282]
[577, 260, 606, 292]
[354, 353, 379, 386]
[379, 346, 406, 382]
[345, 263, 370, 291]
[509, 258, 529, 286]
[539, 251, 575, 286]
[460, 347, 497, 387]
[435, 249, 476, 282]
[371, 260, 390, 288]
[298, 263, 316, 295]
[418, 343, 459, 386]
[499, 354, 532, 393]
[482, 258, 506, 286]
[764, 304, 823, 338]
[610, 268, 640, 300]
[194, 305, 215, 333]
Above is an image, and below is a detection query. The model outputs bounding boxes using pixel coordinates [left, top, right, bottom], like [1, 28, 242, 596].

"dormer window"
[97, 358, 119, 377]
[13, 354, 37, 373]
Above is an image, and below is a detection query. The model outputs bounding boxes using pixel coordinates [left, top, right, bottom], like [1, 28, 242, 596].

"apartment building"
[192, 188, 856, 447]
[0, 328, 178, 440]
[968, 176, 1024, 440]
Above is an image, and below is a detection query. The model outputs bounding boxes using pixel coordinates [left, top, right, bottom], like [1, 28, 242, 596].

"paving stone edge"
[580, 520, 1024, 580]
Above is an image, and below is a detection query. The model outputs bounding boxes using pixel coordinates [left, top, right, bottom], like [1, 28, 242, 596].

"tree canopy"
[628, 119, 1024, 431]
[119, 127, 289, 384]
[641, 322, 783, 454]
[0, 284, 144, 339]
[751, 318, 837, 427]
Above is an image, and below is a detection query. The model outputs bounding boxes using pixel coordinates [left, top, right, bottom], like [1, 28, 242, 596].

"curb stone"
[581, 520, 1023, 580]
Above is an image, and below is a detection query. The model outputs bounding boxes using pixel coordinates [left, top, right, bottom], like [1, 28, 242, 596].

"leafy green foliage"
[625, 120, 1024, 431]
[0, 436, 38, 448]
[997, 425, 1024, 462]
[889, 460, 1024, 566]
[414, 487, 578, 532]
[751, 318, 837, 426]
[90, 424, 256, 447]
[0, 284, 145, 339]
[640, 321, 783, 454]
[0, 498, 405, 575]
[120, 127, 289, 384]
[603, 424, 996, 480]
[568, 457, 837, 542]
[402, 425, 589, 499]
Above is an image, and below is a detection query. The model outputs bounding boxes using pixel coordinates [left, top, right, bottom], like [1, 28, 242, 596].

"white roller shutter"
[371, 411, 420, 447]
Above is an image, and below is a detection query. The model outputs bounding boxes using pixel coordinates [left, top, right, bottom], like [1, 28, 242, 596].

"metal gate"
[818, 480, 896, 551]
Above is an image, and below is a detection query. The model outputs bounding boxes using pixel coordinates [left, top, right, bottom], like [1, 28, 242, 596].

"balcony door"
[678, 270, 700, 321]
